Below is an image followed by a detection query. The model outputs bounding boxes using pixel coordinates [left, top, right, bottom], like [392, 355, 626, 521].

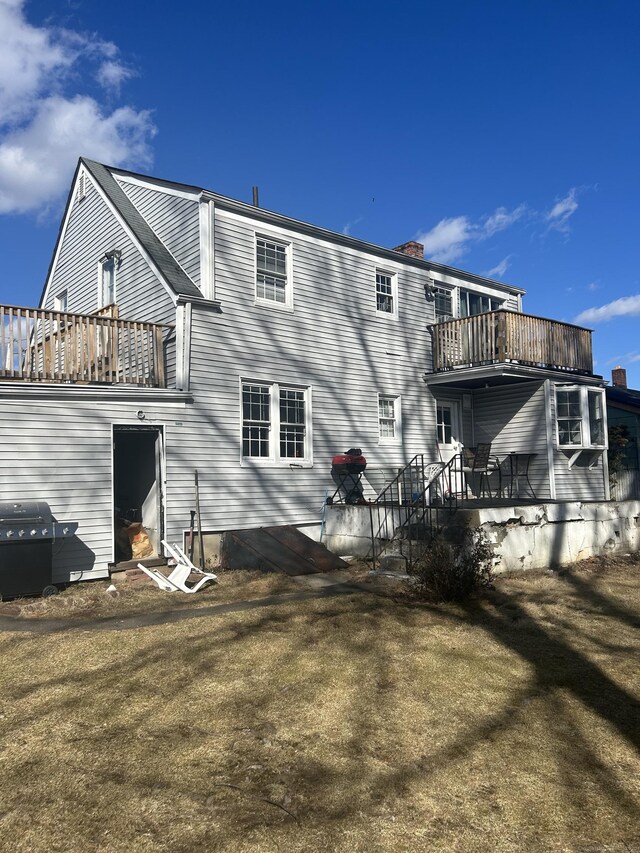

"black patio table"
[505, 452, 537, 499]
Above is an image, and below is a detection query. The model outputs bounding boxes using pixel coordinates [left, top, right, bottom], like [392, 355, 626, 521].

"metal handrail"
[369, 453, 462, 570]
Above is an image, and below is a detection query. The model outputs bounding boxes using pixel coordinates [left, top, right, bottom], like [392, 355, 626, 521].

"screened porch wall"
[471, 380, 552, 500]
[547, 383, 608, 501]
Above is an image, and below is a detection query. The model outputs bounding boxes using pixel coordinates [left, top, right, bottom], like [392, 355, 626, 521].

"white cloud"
[587, 281, 600, 291]
[417, 203, 525, 264]
[0, 96, 154, 214]
[482, 205, 526, 237]
[546, 188, 578, 233]
[342, 216, 363, 236]
[575, 294, 640, 325]
[0, 0, 154, 215]
[484, 256, 513, 279]
[96, 60, 135, 93]
[606, 351, 640, 365]
[417, 216, 473, 263]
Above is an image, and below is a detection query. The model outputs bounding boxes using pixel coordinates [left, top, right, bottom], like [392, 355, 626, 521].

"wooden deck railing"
[430, 310, 593, 374]
[0, 305, 169, 387]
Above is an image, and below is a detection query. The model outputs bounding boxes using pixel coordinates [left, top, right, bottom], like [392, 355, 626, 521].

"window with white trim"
[433, 285, 453, 321]
[378, 395, 401, 442]
[54, 290, 68, 312]
[555, 386, 606, 449]
[242, 381, 310, 463]
[98, 252, 119, 307]
[255, 237, 291, 307]
[436, 404, 453, 444]
[376, 270, 397, 317]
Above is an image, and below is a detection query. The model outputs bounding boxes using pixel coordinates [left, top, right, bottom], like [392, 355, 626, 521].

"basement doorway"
[113, 426, 165, 564]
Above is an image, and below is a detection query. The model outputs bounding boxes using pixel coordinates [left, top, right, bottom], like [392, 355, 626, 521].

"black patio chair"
[462, 442, 501, 499]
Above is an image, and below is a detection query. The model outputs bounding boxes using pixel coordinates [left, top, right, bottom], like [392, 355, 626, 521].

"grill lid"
[0, 501, 53, 525]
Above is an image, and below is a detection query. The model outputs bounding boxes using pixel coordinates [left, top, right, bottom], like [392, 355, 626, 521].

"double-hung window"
[376, 270, 397, 318]
[255, 237, 291, 308]
[242, 381, 311, 463]
[378, 395, 401, 443]
[433, 285, 453, 322]
[555, 386, 606, 449]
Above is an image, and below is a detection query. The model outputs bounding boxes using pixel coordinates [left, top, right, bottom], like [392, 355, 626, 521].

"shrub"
[408, 530, 494, 603]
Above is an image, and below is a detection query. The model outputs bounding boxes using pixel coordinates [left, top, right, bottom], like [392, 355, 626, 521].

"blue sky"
[1, 0, 639, 386]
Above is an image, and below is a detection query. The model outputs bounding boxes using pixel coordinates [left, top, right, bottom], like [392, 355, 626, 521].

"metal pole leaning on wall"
[195, 471, 205, 570]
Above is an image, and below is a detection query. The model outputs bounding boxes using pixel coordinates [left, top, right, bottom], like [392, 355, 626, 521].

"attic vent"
[76, 171, 86, 203]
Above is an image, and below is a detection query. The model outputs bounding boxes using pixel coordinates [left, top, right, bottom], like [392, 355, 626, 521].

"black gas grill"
[0, 500, 59, 599]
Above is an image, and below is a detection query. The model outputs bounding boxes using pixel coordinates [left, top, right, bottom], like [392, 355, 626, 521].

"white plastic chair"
[136, 541, 217, 594]
[136, 564, 181, 592]
[162, 540, 218, 592]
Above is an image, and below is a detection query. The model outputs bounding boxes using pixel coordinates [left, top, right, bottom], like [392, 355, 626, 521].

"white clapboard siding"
[472, 381, 552, 499]
[42, 175, 178, 386]
[179, 206, 444, 531]
[117, 180, 201, 286]
[0, 390, 192, 579]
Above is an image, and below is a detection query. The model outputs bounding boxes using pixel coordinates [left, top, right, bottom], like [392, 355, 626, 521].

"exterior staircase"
[369, 454, 463, 575]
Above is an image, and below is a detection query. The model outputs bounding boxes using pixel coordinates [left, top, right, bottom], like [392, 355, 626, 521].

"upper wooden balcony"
[430, 310, 593, 376]
[0, 304, 169, 388]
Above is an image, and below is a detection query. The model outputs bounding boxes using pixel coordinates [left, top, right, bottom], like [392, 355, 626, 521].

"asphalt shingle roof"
[81, 158, 202, 299]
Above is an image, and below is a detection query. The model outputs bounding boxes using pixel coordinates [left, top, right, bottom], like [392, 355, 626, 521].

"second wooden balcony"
[429, 310, 593, 377]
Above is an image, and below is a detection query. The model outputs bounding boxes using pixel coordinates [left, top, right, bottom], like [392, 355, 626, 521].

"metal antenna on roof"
[252, 186, 259, 207]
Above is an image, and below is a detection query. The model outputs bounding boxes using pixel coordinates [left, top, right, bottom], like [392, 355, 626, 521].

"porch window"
[555, 386, 606, 449]
[459, 289, 502, 317]
[242, 381, 310, 463]
[379, 395, 401, 442]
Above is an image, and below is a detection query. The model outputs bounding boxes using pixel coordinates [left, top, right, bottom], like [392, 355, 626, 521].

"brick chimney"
[612, 365, 627, 388]
[393, 240, 424, 259]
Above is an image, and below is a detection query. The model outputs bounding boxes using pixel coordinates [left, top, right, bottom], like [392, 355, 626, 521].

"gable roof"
[42, 157, 526, 308]
[101, 161, 527, 298]
[80, 158, 202, 299]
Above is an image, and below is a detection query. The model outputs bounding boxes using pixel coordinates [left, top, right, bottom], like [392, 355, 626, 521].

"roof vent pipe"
[252, 186, 259, 207]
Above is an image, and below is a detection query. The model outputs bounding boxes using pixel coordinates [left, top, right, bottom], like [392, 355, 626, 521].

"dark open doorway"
[113, 426, 164, 563]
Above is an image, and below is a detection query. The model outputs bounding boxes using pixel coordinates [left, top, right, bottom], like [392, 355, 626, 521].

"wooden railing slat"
[430, 309, 593, 374]
[0, 304, 167, 387]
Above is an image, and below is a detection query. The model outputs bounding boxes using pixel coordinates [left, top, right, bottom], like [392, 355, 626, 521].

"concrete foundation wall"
[473, 500, 640, 571]
[323, 501, 640, 571]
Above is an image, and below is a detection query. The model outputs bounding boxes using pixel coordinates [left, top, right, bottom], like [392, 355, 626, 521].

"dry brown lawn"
[0, 558, 639, 852]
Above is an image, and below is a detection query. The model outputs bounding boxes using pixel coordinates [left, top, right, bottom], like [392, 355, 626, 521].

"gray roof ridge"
[80, 158, 202, 299]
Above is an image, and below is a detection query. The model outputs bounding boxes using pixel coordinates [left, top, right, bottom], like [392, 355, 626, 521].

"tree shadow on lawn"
[1, 571, 639, 850]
